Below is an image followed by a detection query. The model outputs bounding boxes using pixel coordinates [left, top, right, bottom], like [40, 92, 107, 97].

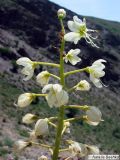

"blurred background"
[0, 0, 120, 159]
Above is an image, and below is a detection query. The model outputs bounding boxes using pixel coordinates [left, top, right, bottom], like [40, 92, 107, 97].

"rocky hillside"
[0, 0, 120, 159]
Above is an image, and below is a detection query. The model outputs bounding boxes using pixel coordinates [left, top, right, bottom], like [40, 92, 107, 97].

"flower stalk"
[52, 17, 66, 160]
[34, 62, 60, 68]
[64, 67, 88, 77]
[49, 73, 60, 80]
[64, 105, 89, 111]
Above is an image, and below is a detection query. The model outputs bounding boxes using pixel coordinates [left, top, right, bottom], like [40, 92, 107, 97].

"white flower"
[86, 145, 99, 155]
[69, 141, 99, 158]
[85, 106, 102, 126]
[14, 140, 29, 152]
[88, 59, 106, 88]
[42, 84, 69, 108]
[69, 142, 88, 157]
[35, 118, 49, 136]
[16, 57, 35, 81]
[22, 113, 37, 124]
[38, 155, 48, 160]
[64, 49, 81, 65]
[64, 16, 98, 47]
[36, 71, 50, 86]
[17, 93, 34, 107]
[76, 80, 90, 91]
[57, 9, 66, 18]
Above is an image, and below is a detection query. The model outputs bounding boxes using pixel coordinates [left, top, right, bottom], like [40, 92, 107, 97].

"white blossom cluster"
[14, 8, 107, 160]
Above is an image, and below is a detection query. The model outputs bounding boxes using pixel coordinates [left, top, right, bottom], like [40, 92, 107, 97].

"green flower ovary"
[79, 25, 87, 37]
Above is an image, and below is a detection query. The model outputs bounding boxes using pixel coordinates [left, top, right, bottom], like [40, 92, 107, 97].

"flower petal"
[64, 32, 81, 44]
[86, 106, 102, 122]
[42, 84, 53, 93]
[90, 74, 103, 88]
[68, 21, 80, 32]
[17, 93, 33, 107]
[52, 84, 62, 93]
[36, 71, 50, 86]
[69, 56, 81, 65]
[72, 49, 81, 56]
[73, 16, 82, 24]
[56, 90, 69, 107]
[16, 57, 31, 66]
[35, 119, 48, 136]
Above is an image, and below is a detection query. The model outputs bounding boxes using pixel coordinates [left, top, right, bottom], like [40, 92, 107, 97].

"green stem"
[52, 18, 65, 160]
[31, 142, 52, 149]
[59, 19, 65, 86]
[50, 73, 60, 80]
[32, 93, 47, 97]
[59, 148, 70, 152]
[64, 116, 86, 122]
[49, 117, 58, 121]
[34, 62, 60, 68]
[48, 121, 57, 128]
[64, 105, 89, 111]
[52, 106, 65, 159]
[68, 85, 77, 92]
[64, 67, 88, 77]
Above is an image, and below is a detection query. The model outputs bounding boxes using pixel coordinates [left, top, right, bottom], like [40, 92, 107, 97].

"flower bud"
[69, 141, 88, 157]
[36, 71, 50, 86]
[76, 80, 90, 91]
[17, 93, 34, 107]
[64, 122, 70, 133]
[14, 140, 30, 152]
[35, 118, 49, 136]
[57, 9, 66, 19]
[85, 106, 102, 126]
[38, 155, 48, 160]
[64, 121, 70, 127]
[22, 113, 37, 124]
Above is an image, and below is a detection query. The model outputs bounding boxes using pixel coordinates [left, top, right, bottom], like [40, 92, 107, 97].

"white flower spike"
[35, 118, 49, 136]
[17, 93, 34, 108]
[16, 57, 35, 81]
[76, 80, 90, 91]
[88, 59, 106, 88]
[22, 113, 37, 124]
[64, 16, 98, 47]
[64, 49, 81, 65]
[57, 9, 66, 19]
[42, 84, 69, 108]
[36, 71, 50, 86]
[85, 106, 102, 126]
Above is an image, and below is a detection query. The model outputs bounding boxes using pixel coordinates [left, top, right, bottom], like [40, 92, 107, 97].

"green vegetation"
[0, 47, 11, 54]
[0, 147, 8, 157]
[88, 16, 120, 35]
[3, 137, 14, 147]
[0, 0, 17, 7]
